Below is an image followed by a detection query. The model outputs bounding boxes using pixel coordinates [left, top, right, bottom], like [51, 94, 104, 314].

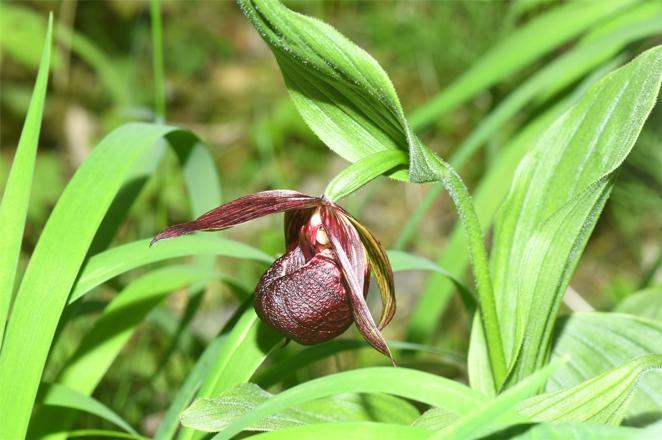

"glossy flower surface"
[151, 190, 396, 361]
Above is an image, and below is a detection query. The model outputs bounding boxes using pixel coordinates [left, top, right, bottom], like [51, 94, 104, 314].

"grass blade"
[0, 123, 204, 439]
[70, 236, 271, 304]
[0, 13, 52, 347]
[39, 382, 138, 434]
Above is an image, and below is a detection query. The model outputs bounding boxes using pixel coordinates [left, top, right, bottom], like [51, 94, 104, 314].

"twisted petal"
[151, 190, 320, 245]
[342, 210, 395, 330]
[321, 206, 394, 363]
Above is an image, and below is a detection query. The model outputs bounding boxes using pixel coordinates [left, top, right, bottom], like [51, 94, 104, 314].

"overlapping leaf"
[547, 313, 662, 420]
[181, 383, 418, 432]
[469, 45, 662, 391]
[519, 355, 662, 425]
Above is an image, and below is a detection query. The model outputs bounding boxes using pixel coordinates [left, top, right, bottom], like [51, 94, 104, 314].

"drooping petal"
[341, 209, 395, 330]
[321, 206, 394, 363]
[151, 190, 320, 245]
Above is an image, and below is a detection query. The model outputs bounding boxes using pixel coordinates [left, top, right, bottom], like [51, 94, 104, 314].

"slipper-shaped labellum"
[151, 190, 396, 363]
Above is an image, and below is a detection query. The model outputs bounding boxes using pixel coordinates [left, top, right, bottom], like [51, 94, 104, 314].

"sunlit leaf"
[181, 383, 418, 432]
[518, 355, 662, 425]
[548, 313, 662, 420]
[470, 45, 662, 391]
[0, 14, 52, 346]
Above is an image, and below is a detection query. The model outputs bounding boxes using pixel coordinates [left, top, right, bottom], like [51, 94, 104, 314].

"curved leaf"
[70, 236, 272, 304]
[0, 123, 207, 439]
[548, 312, 662, 419]
[209, 367, 493, 440]
[0, 14, 52, 346]
[181, 383, 418, 432]
[471, 45, 662, 390]
[38, 382, 137, 434]
[519, 355, 662, 425]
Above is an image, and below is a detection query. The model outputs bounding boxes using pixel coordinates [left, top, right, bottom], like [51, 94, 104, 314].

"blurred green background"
[1, 0, 660, 434]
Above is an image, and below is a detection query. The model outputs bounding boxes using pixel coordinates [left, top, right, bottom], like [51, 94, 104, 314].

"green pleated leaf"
[208, 367, 495, 440]
[237, 0, 436, 181]
[409, 58, 618, 346]
[70, 236, 272, 304]
[518, 355, 662, 425]
[470, 45, 662, 391]
[0, 14, 52, 346]
[547, 313, 662, 420]
[181, 383, 418, 433]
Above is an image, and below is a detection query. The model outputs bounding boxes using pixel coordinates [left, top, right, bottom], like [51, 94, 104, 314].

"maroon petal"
[321, 206, 394, 363]
[151, 190, 320, 245]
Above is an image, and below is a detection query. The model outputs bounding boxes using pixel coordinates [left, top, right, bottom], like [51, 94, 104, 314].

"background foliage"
[0, 0, 660, 439]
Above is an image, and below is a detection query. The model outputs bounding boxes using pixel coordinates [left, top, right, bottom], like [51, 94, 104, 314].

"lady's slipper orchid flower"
[151, 190, 396, 362]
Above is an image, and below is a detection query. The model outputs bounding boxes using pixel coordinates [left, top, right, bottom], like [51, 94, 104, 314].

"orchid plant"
[0, 1, 660, 439]
[152, 190, 396, 361]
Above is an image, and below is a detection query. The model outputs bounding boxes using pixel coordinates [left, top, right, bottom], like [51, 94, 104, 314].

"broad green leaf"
[38, 382, 137, 435]
[407, 58, 623, 346]
[209, 367, 492, 440]
[179, 308, 283, 440]
[238, 0, 405, 162]
[250, 422, 432, 440]
[181, 383, 418, 432]
[0, 14, 52, 346]
[615, 286, 662, 321]
[548, 313, 662, 420]
[518, 355, 662, 425]
[0, 123, 208, 439]
[408, 0, 639, 130]
[472, 46, 662, 389]
[70, 236, 272, 304]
